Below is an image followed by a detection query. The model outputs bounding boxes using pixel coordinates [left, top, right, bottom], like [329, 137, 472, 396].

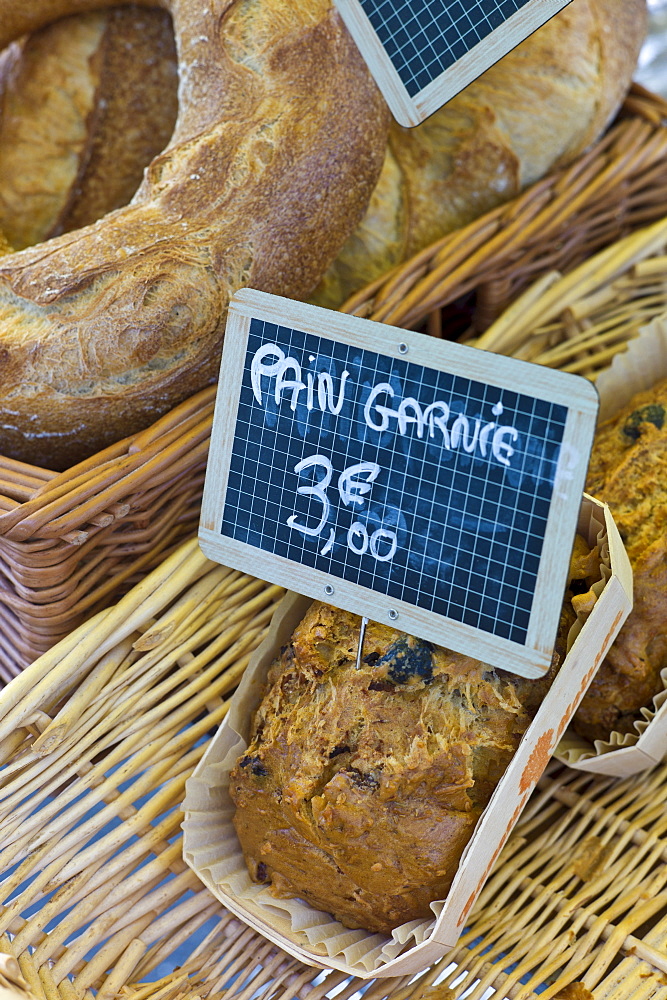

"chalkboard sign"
[200, 289, 598, 678]
[333, 0, 573, 126]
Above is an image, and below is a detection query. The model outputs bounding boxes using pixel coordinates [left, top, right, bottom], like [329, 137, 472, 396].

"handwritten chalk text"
[251, 343, 519, 468]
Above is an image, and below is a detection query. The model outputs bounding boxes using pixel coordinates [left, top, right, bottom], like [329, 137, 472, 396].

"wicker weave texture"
[471, 213, 667, 376]
[0, 386, 215, 679]
[0, 541, 666, 1000]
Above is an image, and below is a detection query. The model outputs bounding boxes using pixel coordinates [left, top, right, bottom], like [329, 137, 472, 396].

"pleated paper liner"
[556, 314, 667, 776]
[182, 495, 631, 979]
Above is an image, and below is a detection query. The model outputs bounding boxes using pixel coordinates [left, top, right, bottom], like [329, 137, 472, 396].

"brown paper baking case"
[183, 496, 630, 977]
[556, 315, 667, 776]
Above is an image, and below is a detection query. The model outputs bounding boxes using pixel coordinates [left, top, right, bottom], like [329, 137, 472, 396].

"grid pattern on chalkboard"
[358, 0, 533, 97]
[220, 319, 567, 645]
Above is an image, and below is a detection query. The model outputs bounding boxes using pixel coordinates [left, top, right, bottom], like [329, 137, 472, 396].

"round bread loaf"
[309, 0, 647, 309]
[0, 0, 389, 469]
[231, 550, 601, 932]
[0, 6, 178, 250]
[573, 378, 667, 743]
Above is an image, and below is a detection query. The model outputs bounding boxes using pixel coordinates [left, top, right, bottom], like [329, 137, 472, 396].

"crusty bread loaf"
[572, 379, 667, 743]
[0, 7, 178, 250]
[309, 0, 647, 310]
[231, 538, 599, 932]
[0, 15, 102, 250]
[0, 0, 389, 470]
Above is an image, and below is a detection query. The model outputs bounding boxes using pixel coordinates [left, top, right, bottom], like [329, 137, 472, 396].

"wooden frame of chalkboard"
[333, 0, 573, 127]
[200, 288, 598, 679]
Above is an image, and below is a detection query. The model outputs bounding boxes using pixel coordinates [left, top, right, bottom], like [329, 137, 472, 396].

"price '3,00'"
[287, 454, 398, 562]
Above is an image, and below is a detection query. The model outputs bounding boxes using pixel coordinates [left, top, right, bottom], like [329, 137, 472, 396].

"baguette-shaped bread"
[310, 0, 647, 309]
[0, 7, 178, 250]
[0, 0, 389, 469]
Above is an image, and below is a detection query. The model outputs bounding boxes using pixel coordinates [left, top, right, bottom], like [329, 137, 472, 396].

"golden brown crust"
[52, 7, 178, 238]
[231, 604, 523, 932]
[0, 6, 178, 249]
[0, 0, 389, 469]
[573, 379, 667, 742]
[309, 0, 647, 310]
[0, 15, 104, 250]
[231, 579, 583, 933]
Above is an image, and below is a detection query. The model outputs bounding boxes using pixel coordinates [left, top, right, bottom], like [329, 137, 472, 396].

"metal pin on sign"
[355, 615, 369, 670]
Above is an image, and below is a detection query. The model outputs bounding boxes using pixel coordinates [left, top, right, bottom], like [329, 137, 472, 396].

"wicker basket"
[472, 212, 667, 373]
[1, 539, 667, 1000]
[0, 386, 215, 680]
[3, 83, 667, 680]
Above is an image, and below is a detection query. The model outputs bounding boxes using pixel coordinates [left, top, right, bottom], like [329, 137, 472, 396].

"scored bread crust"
[0, 14, 105, 250]
[309, 0, 648, 309]
[0, 0, 389, 469]
[57, 7, 179, 239]
[0, 6, 178, 250]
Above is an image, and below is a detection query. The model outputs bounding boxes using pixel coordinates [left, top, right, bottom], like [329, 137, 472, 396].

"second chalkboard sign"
[334, 0, 573, 126]
[200, 289, 598, 678]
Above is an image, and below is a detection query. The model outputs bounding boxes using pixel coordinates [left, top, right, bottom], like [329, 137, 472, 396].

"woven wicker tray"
[472, 212, 667, 374]
[1, 539, 666, 1000]
[2, 84, 667, 680]
[0, 386, 215, 680]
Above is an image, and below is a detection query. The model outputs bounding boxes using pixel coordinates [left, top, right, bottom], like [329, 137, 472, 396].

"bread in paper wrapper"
[183, 495, 630, 977]
[557, 316, 667, 776]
